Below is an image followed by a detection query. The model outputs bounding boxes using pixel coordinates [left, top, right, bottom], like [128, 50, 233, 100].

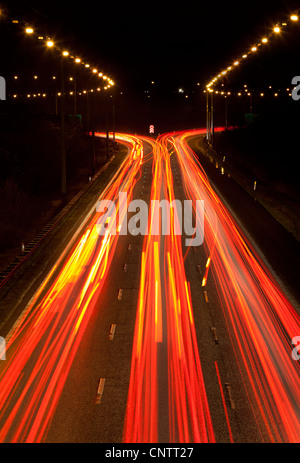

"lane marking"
[109, 324, 116, 341]
[211, 326, 219, 344]
[225, 383, 236, 409]
[95, 378, 106, 404]
[203, 290, 209, 303]
[215, 361, 234, 442]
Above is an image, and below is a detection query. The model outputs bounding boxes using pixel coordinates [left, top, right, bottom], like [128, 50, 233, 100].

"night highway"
[0, 0, 299, 452]
[0, 131, 299, 445]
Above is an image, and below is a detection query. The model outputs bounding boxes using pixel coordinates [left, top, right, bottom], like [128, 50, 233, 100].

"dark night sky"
[2, 0, 300, 131]
[4, 0, 300, 88]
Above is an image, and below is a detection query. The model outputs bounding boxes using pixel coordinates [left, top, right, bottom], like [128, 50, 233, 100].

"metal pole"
[86, 91, 90, 128]
[106, 91, 109, 160]
[91, 91, 96, 176]
[61, 50, 66, 195]
[112, 88, 115, 154]
[206, 90, 210, 141]
[74, 80, 77, 115]
[210, 91, 214, 146]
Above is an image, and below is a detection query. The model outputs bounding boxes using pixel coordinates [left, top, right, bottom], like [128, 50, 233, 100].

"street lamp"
[69, 77, 77, 114]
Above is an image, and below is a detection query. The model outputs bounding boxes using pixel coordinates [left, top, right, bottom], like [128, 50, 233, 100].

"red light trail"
[123, 129, 300, 443]
[0, 129, 299, 443]
[0, 134, 144, 442]
[123, 134, 215, 442]
[176, 130, 300, 442]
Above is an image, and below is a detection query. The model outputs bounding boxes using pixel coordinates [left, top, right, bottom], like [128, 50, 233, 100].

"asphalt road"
[187, 134, 300, 308]
[45, 139, 155, 443]
[0, 131, 299, 444]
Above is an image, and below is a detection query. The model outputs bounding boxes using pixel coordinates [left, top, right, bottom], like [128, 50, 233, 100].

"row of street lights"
[7, 13, 117, 195]
[206, 12, 299, 92]
[205, 10, 300, 143]
[24, 25, 115, 87]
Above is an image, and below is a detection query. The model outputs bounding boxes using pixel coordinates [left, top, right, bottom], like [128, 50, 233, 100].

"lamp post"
[90, 90, 96, 176]
[210, 90, 214, 146]
[249, 91, 253, 113]
[112, 86, 116, 154]
[69, 77, 77, 115]
[60, 48, 67, 196]
[73, 79, 77, 115]
[206, 90, 210, 142]
[105, 90, 110, 161]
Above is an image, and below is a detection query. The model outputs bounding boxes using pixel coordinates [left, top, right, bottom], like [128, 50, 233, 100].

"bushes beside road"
[0, 114, 109, 252]
[214, 116, 300, 197]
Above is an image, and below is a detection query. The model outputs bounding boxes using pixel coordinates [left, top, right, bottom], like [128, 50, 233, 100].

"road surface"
[0, 130, 299, 443]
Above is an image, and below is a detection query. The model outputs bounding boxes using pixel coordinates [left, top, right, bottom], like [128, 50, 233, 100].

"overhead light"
[25, 27, 34, 34]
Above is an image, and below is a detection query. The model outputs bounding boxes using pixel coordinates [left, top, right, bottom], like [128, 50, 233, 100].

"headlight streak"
[0, 133, 144, 443]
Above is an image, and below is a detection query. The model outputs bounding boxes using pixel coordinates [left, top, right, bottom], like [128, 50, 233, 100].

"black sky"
[6, 0, 300, 91]
[1, 0, 300, 132]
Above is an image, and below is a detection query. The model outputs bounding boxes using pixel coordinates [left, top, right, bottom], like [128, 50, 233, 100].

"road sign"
[149, 125, 154, 134]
